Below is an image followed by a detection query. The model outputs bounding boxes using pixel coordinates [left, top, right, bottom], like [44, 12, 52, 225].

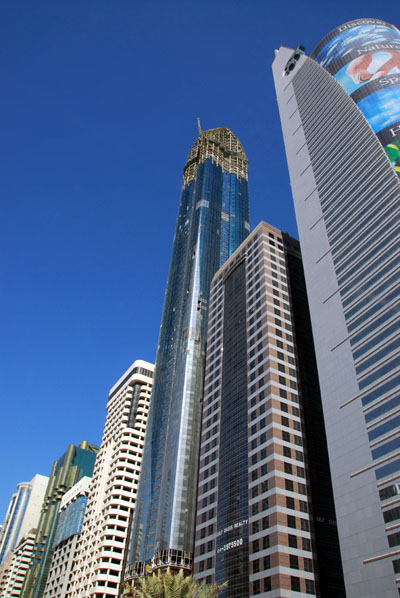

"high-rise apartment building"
[193, 221, 344, 597]
[21, 441, 98, 598]
[0, 475, 48, 566]
[273, 18, 400, 598]
[66, 361, 154, 598]
[126, 127, 249, 580]
[0, 531, 37, 598]
[43, 477, 91, 598]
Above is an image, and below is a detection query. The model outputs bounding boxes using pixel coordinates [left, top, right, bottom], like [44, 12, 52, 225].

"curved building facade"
[273, 18, 400, 598]
[126, 127, 249, 579]
[311, 19, 400, 176]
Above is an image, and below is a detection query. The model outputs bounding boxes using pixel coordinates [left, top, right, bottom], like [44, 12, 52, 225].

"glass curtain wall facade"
[126, 127, 249, 580]
[273, 19, 400, 598]
[0, 484, 32, 565]
[0, 476, 48, 567]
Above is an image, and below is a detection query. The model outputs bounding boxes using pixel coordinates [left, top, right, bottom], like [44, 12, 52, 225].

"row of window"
[252, 575, 315, 594]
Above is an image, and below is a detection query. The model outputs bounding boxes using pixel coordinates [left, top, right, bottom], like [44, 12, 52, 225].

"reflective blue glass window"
[368, 413, 400, 441]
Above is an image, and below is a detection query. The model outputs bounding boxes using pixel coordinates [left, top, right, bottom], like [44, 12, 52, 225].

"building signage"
[311, 20, 400, 176]
[217, 537, 243, 554]
[216, 518, 248, 536]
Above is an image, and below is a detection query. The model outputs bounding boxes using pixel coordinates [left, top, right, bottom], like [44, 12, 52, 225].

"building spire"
[197, 117, 202, 135]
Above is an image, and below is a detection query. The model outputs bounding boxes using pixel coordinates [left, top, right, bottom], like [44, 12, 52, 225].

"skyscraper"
[43, 477, 91, 598]
[126, 126, 249, 580]
[273, 18, 400, 598]
[21, 441, 98, 598]
[193, 221, 344, 597]
[0, 475, 48, 565]
[66, 361, 154, 598]
[0, 531, 37, 597]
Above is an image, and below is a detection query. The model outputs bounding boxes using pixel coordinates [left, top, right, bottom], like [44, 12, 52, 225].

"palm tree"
[125, 569, 224, 598]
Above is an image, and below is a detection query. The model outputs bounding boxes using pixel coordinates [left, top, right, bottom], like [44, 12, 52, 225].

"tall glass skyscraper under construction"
[126, 126, 249, 579]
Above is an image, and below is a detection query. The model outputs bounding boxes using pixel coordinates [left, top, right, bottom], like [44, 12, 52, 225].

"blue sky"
[1, 0, 397, 518]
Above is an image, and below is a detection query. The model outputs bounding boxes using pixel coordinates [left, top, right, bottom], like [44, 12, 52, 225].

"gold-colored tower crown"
[183, 122, 248, 187]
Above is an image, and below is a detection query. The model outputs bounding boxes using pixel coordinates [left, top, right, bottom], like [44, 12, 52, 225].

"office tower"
[21, 441, 98, 598]
[43, 477, 91, 598]
[273, 18, 400, 598]
[193, 221, 344, 597]
[126, 126, 249, 581]
[0, 475, 48, 565]
[66, 361, 154, 598]
[0, 531, 37, 598]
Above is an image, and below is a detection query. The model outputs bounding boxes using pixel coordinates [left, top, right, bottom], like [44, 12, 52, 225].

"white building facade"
[43, 477, 91, 598]
[273, 19, 400, 598]
[66, 360, 154, 598]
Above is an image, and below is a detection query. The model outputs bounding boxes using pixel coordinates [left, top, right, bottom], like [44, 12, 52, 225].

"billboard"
[311, 19, 400, 175]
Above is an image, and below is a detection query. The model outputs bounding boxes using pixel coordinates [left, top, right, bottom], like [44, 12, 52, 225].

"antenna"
[197, 117, 202, 135]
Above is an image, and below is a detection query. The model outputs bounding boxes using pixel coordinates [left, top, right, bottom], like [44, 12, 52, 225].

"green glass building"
[20, 441, 98, 598]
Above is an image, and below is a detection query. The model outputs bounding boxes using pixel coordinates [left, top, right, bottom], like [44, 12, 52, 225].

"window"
[263, 535, 270, 549]
[284, 462, 293, 474]
[253, 580, 260, 595]
[302, 537, 311, 551]
[285, 479, 294, 491]
[388, 531, 400, 548]
[263, 555, 271, 569]
[301, 519, 309, 531]
[200, 544, 205, 555]
[290, 555, 299, 569]
[304, 557, 313, 572]
[291, 576, 301, 592]
[252, 521, 259, 534]
[252, 540, 259, 553]
[287, 515, 296, 529]
[298, 483, 306, 495]
[393, 559, 400, 574]
[253, 560, 260, 573]
[300, 500, 308, 513]
[262, 516, 269, 530]
[306, 579, 315, 594]
[283, 446, 292, 458]
[264, 577, 272, 591]
[383, 506, 400, 523]
[286, 496, 295, 509]
[288, 534, 297, 548]
[295, 450, 303, 461]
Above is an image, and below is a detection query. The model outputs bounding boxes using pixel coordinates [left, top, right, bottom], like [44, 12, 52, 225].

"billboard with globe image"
[311, 19, 400, 176]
